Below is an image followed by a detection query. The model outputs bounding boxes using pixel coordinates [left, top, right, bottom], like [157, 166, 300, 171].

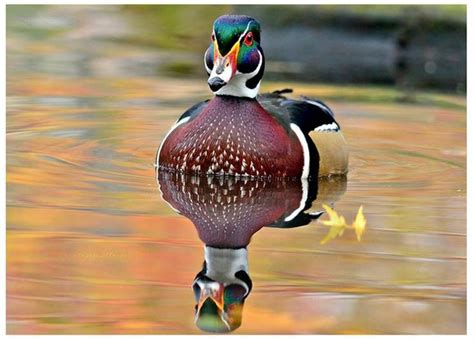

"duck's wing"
[258, 89, 339, 133]
[259, 90, 349, 177]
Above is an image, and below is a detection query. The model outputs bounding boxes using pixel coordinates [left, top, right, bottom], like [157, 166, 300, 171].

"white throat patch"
[204, 246, 249, 285]
[214, 50, 263, 98]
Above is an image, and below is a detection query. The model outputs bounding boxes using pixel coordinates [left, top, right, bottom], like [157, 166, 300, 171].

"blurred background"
[7, 5, 466, 95]
[6, 5, 466, 335]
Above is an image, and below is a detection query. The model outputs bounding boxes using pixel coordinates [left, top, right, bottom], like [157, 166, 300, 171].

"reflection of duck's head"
[192, 247, 251, 333]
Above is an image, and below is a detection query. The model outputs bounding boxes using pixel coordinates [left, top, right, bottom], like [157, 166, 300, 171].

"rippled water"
[6, 6, 466, 334]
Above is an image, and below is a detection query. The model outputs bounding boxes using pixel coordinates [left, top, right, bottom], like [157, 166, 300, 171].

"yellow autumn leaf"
[320, 204, 347, 244]
[319, 204, 367, 244]
[321, 205, 347, 227]
[320, 223, 345, 245]
[352, 205, 366, 241]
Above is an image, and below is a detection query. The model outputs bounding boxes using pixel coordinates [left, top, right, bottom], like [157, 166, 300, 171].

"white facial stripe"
[213, 21, 250, 58]
[214, 49, 263, 98]
[238, 21, 252, 42]
[204, 29, 216, 74]
[204, 51, 212, 74]
[314, 122, 339, 132]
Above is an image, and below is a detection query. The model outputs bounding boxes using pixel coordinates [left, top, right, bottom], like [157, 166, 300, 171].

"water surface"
[6, 6, 466, 334]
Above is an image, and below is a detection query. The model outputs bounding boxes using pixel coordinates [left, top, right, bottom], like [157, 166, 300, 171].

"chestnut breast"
[159, 96, 304, 178]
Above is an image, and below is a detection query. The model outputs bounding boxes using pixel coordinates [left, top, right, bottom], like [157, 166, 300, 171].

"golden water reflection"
[6, 76, 467, 334]
[7, 5, 466, 335]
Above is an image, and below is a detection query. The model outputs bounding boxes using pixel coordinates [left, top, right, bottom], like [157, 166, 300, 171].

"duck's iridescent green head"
[204, 15, 265, 98]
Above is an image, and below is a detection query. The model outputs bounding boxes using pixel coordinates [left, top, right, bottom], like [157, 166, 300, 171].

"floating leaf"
[320, 204, 346, 227]
[320, 204, 347, 244]
[319, 204, 367, 244]
[352, 205, 366, 241]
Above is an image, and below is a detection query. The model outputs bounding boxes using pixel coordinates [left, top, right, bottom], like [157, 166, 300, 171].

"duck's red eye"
[211, 33, 215, 42]
[244, 32, 253, 46]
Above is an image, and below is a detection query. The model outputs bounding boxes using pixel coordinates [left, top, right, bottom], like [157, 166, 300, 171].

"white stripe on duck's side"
[285, 123, 311, 222]
[284, 177, 308, 222]
[290, 119, 348, 178]
[155, 116, 191, 167]
[289, 123, 310, 179]
[301, 99, 348, 176]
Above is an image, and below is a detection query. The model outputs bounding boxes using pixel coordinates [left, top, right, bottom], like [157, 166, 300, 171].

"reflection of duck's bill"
[195, 284, 231, 332]
[197, 283, 225, 313]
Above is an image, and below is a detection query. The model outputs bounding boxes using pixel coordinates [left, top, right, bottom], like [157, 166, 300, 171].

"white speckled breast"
[158, 96, 304, 178]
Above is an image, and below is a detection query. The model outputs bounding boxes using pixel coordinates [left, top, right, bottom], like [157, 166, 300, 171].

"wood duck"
[156, 15, 348, 179]
[157, 172, 347, 332]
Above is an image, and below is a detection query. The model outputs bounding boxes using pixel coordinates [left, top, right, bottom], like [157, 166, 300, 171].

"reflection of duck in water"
[158, 172, 346, 332]
[192, 247, 250, 332]
[156, 14, 348, 179]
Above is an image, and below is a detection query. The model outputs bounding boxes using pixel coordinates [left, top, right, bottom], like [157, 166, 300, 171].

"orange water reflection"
[7, 5, 466, 335]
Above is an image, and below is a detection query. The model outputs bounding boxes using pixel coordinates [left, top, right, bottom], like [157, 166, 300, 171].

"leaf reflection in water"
[320, 204, 367, 245]
[157, 171, 347, 333]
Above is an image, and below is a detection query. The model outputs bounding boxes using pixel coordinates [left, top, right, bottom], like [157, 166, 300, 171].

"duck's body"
[156, 15, 348, 179]
[158, 95, 305, 178]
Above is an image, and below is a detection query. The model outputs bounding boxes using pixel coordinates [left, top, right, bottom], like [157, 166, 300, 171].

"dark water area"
[6, 5, 466, 334]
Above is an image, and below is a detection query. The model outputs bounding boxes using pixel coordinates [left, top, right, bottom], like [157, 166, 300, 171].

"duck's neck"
[213, 76, 261, 98]
[204, 94, 266, 120]
[204, 246, 248, 283]
[213, 94, 259, 104]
